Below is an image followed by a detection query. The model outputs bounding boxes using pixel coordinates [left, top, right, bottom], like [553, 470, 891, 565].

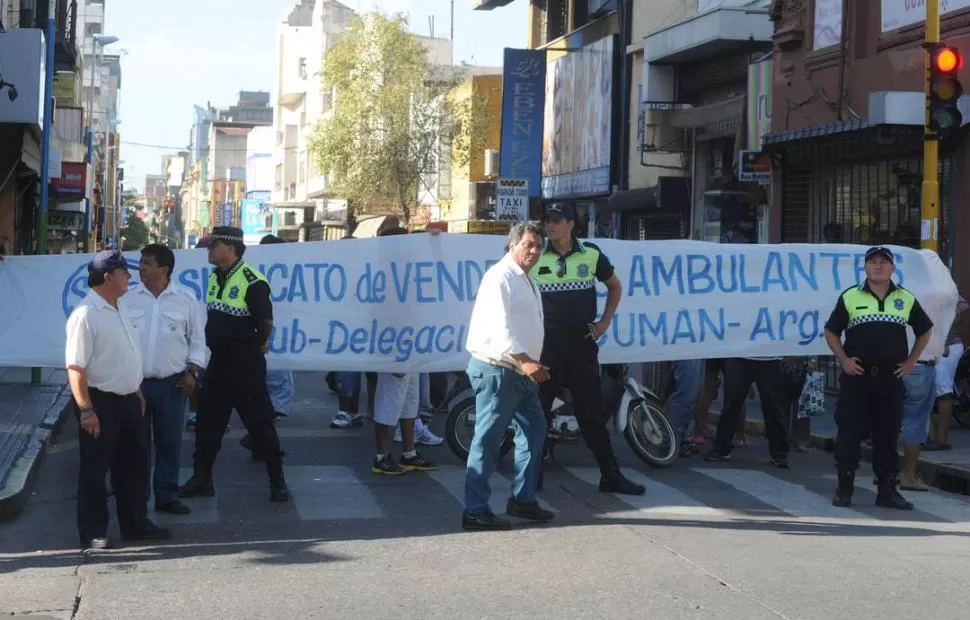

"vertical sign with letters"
[499, 48, 546, 198]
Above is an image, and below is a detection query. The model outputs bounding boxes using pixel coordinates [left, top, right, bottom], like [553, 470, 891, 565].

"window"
[298, 57, 307, 79]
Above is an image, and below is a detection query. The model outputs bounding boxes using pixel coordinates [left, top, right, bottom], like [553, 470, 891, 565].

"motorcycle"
[443, 363, 679, 468]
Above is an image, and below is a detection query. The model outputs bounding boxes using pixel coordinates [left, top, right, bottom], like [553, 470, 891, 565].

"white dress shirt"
[466, 253, 545, 367]
[126, 281, 207, 379]
[65, 290, 144, 395]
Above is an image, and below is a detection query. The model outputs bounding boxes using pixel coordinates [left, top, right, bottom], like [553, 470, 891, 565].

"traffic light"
[928, 45, 964, 136]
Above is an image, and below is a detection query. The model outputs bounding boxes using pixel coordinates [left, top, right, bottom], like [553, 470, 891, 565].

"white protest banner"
[0, 236, 958, 372]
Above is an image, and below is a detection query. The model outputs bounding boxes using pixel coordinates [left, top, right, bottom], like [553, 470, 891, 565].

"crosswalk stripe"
[821, 474, 970, 523]
[697, 468, 871, 521]
[566, 467, 726, 518]
[149, 468, 219, 525]
[287, 466, 384, 521]
[426, 465, 557, 515]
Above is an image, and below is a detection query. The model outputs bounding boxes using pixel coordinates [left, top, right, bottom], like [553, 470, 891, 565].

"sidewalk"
[0, 367, 73, 520]
[707, 388, 970, 495]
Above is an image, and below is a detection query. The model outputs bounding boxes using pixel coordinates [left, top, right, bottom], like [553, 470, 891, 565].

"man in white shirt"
[128, 244, 207, 515]
[65, 250, 171, 552]
[462, 222, 553, 531]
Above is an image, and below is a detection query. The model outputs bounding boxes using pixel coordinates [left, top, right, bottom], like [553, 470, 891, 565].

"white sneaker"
[416, 425, 444, 446]
[330, 412, 351, 429]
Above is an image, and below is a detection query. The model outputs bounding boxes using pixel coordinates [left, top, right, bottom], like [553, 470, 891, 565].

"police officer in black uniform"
[533, 204, 645, 496]
[824, 246, 933, 510]
[179, 226, 289, 502]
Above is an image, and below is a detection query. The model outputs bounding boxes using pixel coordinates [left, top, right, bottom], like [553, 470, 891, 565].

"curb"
[0, 385, 73, 521]
[708, 411, 970, 495]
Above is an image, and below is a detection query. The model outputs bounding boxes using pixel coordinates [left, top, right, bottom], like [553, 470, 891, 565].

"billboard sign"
[499, 48, 546, 198]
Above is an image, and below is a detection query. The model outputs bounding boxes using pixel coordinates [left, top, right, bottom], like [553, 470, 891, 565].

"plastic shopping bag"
[796, 371, 826, 419]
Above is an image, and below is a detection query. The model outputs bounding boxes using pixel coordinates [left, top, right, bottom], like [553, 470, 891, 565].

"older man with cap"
[179, 226, 290, 502]
[824, 245, 933, 510]
[65, 250, 171, 551]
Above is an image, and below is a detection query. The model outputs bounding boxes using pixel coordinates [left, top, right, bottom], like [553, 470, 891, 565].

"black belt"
[90, 387, 138, 399]
[917, 360, 936, 367]
[143, 373, 181, 381]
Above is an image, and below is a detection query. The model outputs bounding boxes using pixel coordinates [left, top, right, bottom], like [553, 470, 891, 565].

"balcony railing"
[22, 0, 79, 72]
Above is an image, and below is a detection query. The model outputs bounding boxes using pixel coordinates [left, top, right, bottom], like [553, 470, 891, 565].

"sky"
[105, 0, 529, 193]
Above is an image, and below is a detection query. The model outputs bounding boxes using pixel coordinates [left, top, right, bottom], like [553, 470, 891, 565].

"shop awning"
[643, 5, 772, 64]
[668, 95, 745, 129]
[762, 118, 871, 148]
[606, 187, 658, 213]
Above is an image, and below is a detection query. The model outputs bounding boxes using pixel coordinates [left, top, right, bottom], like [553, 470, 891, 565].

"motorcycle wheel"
[952, 399, 970, 429]
[445, 397, 515, 462]
[623, 396, 678, 468]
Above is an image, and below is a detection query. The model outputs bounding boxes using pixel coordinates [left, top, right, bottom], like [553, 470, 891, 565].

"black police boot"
[875, 479, 914, 510]
[832, 470, 854, 507]
[598, 459, 646, 496]
[178, 464, 215, 498]
[267, 461, 290, 502]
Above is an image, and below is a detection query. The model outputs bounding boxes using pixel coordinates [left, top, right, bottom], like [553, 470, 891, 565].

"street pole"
[922, 0, 941, 253]
[85, 40, 98, 252]
[103, 130, 110, 248]
[32, 0, 56, 385]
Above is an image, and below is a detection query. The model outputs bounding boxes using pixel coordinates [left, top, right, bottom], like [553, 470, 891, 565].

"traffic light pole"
[922, 0, 941, 253]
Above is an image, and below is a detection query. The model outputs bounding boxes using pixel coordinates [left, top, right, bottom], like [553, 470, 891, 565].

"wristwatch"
[185, 367, 200, 380]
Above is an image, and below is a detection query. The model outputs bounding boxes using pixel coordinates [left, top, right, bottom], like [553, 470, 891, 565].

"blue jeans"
[335, 371, 361, 398]
[464, 358, 546, 515]
[901, 363, 936, 445]
[669, 359, 703, 440]
[266, 370, 294, 415]
[141, 375, 187, 505]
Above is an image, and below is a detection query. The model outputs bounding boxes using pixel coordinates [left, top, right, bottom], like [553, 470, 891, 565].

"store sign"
[541, 36, 615, 200]
[496, 179, 529, 221]
[882, 0, 970, 33]
[51, 162, 87, 199]
[499, 49, 546, 198]
[47, 210, 83, 231]
[738, 150, 772, 184]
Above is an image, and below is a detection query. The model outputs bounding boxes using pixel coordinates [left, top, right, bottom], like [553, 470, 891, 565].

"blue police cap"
[87, 250, 128, 274]
[544, 203, 576, 221]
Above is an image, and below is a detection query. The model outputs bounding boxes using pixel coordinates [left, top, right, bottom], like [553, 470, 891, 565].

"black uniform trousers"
[713, 359, 791, 458]
[194, 347, 284, 483]
[539, 329, 615, 469]
[834, 370, 903, 481]
[77, 389, 150, 545]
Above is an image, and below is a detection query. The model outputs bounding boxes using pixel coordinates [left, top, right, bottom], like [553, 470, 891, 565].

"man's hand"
[520, 360, 550, 384]
[80, 411, 100, 438]
[895, 358, 918, 378]
[840, 356, 865, 376]
[177, 372, 197, 396]
[587, 319, 610, 341]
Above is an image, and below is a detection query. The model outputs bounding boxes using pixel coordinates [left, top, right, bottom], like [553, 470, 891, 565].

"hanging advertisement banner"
[499, 48, 546, 198]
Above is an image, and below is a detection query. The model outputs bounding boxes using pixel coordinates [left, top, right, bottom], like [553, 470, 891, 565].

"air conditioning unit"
[483, 149, 499, 178]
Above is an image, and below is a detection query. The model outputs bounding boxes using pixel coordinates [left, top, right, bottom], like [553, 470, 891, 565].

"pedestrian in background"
[240, 234, 296, 456]
[66, 250, 170, 551]
[463, 221, 552, 531]
[666, 359, 704, 455]
[179, 226, 289, 502]
[825, 246, 933, 510]
[128, 244, 206, 516]
[927, 293, 968, 450]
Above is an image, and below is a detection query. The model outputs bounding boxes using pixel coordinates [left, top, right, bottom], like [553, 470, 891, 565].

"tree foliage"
[448, 82, 496, 173]
[121, 194, 149, 251]
[309, 13, 461, 224]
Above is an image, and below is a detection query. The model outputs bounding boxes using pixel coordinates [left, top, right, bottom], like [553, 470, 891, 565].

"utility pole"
[33, 0, 55, 385]
[922, 0, 941, 252]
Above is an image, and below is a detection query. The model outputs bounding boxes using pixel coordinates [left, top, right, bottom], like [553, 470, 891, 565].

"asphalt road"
[2, 373, 970, 619]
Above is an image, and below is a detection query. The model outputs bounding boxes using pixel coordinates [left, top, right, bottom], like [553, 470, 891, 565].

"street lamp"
[103, 118, 121, 248]
[85, 33, 118, 251]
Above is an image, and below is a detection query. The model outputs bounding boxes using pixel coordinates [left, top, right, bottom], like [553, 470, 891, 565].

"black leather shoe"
[179, 474, 215, 498]
[121, 523, 172, 541]
[832, 470, 855, 507]
[599, 461, 646, 496]
[462, 511, 511, 531]
[270, 485, 290, 502]
[81, 537, 113, 551]
[155, 500, 191, 515]
[506, 498, 554, 522]
[875, 483, 914, 510]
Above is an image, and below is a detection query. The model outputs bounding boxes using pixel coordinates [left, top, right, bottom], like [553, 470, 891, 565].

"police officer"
[533, 204, 644, 496]
[179, 226, 289, 502]
[824, 246, 933, 510]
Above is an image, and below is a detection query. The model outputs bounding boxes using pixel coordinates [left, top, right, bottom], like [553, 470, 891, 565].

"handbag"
[796, 371, 826, 419]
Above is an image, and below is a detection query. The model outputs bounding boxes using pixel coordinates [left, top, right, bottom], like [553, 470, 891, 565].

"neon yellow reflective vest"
[205, 261, 268, 317]
[841, 283, 917, 330]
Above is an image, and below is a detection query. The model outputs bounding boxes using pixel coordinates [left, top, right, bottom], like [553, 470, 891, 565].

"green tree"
[121, 198, 149, 251]
[309, 13, 459, 224]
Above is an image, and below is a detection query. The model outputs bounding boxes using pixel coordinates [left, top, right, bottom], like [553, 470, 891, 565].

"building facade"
[765, 0, 969, 296]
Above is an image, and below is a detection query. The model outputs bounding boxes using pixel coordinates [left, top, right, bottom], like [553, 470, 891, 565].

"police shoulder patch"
[576, 263, 590, 277]
[242, 267, 259, 284]
[894, 298, 905, 311]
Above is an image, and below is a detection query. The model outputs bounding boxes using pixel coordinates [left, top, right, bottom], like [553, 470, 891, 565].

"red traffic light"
[935, 47, 963, 73]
